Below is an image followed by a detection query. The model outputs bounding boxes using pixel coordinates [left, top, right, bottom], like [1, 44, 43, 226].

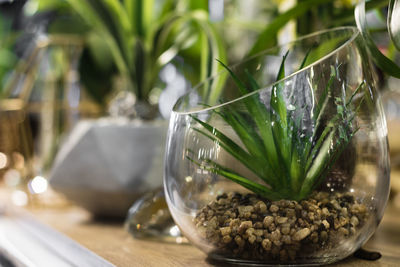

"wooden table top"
[25, 200, 400, 267]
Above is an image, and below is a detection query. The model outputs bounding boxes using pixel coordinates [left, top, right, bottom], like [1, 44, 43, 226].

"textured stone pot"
[50, 118, 167, 217]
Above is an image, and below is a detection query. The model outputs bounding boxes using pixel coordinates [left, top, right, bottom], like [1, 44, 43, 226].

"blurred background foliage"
[0, 15, 18, 95]
[22, 0, 228, 119]
[0, 0, 398, 205]
[0, 0, 398, 112]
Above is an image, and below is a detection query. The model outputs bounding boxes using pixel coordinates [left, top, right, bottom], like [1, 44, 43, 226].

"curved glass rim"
[173, 26, 360, 115]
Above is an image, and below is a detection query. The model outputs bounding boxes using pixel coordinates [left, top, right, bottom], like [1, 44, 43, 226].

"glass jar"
[1, 35, 102, 206]
[164, 27, 390, 265]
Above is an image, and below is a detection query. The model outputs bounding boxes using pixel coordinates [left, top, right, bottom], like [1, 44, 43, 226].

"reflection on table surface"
[1, 185, 400, 267]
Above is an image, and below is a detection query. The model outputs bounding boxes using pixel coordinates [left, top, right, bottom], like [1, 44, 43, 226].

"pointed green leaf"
[219, 61, 284, 181]
[248, 0, 333, 56]
[388, 0, 400, 51]
[299, 130, 335, 199]
[355, 1, 400, 78]
[270, 53, 291, 186]
[191, 116, 277, 186]
[200, 160, 283, 200]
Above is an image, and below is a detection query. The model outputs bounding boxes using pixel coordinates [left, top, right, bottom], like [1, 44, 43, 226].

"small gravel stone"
[351, 203, 367, 214]
[235, 235, 245, 247]
[276, 216, 288, 224]
[255, 229, 264, 237]
[245, 227, 255, 236]
[248, 235, 257, 244]
[263, 216, 274, 227]
[331, 200, 342, 210]
[341, 207, 348, 216]
[270, 204, 279, 213]
[281, 224, 291, 235]
[286, 208, 296, 218]
[268, 223, 276, 232]
[270, 229, 281, 241]
[238, 221, 252, 233]
[238, 205, 254, 218]
[194, 191, 369, 262]
[322, 220, 330, 229]
[220, 227, 231, 236]
[321, 207, 330, 216]
[255, 201, 267, 213]
[229, 218, 240, 228]
[310, 232, 318, 243]
[350, 216, 359, 226]
[292, 228, 311, 241]
[262, 239, 272, 251]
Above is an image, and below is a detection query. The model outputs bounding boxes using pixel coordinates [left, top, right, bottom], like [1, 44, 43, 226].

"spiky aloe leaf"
[190, 116, 276, 186]
[188, 54, 363, 201]
[270, 52, 292, 188]
[216, 60, 285, 182]
[187, 157, 283, 200]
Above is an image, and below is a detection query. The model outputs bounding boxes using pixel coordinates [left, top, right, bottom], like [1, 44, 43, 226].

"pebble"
[270, 204, 279, 213]
[255, 201, 267, 213]
[245, 228, 255, 236]
[329, 200, 340, 210]
[350, 216, 359, 226]
[292, 228, 311, 241]
[238, 221, 252, 233]
[248, 235, 257, 244]
[255, 229, 264, 237]
[235, 235, 245, 247]
[263, 216, 274, 227]
[270, 229, 281, 241]
[281, 224, 291, 235]
[322, 220, 330, 229]
[220, 227, 231, 236]
[276, 216, 288, 224]
[310, 232, 319, 243]
[194, 191, 368, 262]
[321, 207, 330, 216]
[262, 239, 272, 251]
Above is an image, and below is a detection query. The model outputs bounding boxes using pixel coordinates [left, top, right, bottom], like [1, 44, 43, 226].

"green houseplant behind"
[35, 0, 227, 217]
[35, 0, 227, 119]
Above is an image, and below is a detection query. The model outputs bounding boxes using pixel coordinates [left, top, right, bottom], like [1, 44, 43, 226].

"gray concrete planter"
[50, 118, 168, 217]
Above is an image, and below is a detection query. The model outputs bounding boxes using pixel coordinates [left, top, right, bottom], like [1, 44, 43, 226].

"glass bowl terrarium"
[164, 27, 390, 265]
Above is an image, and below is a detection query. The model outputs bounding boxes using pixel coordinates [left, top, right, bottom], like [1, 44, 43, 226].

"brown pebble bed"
[194, 191, 369, 262]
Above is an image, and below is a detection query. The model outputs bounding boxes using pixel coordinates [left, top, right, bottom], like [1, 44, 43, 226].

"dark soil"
[194, 191, 369, 261]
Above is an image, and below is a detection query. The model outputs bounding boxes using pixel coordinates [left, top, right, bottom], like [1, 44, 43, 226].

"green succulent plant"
[188, 54, 364, 201]
[31, 0, 226, 118]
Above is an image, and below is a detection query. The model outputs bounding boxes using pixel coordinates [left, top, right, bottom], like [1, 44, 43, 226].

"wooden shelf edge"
[0, 209, 115, 267]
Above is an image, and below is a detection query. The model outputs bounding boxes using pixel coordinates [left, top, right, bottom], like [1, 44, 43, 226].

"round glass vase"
[164, 27, 390, 265]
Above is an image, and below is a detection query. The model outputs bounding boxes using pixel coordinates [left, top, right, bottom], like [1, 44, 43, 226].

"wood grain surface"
[27, 201, 400, 267]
